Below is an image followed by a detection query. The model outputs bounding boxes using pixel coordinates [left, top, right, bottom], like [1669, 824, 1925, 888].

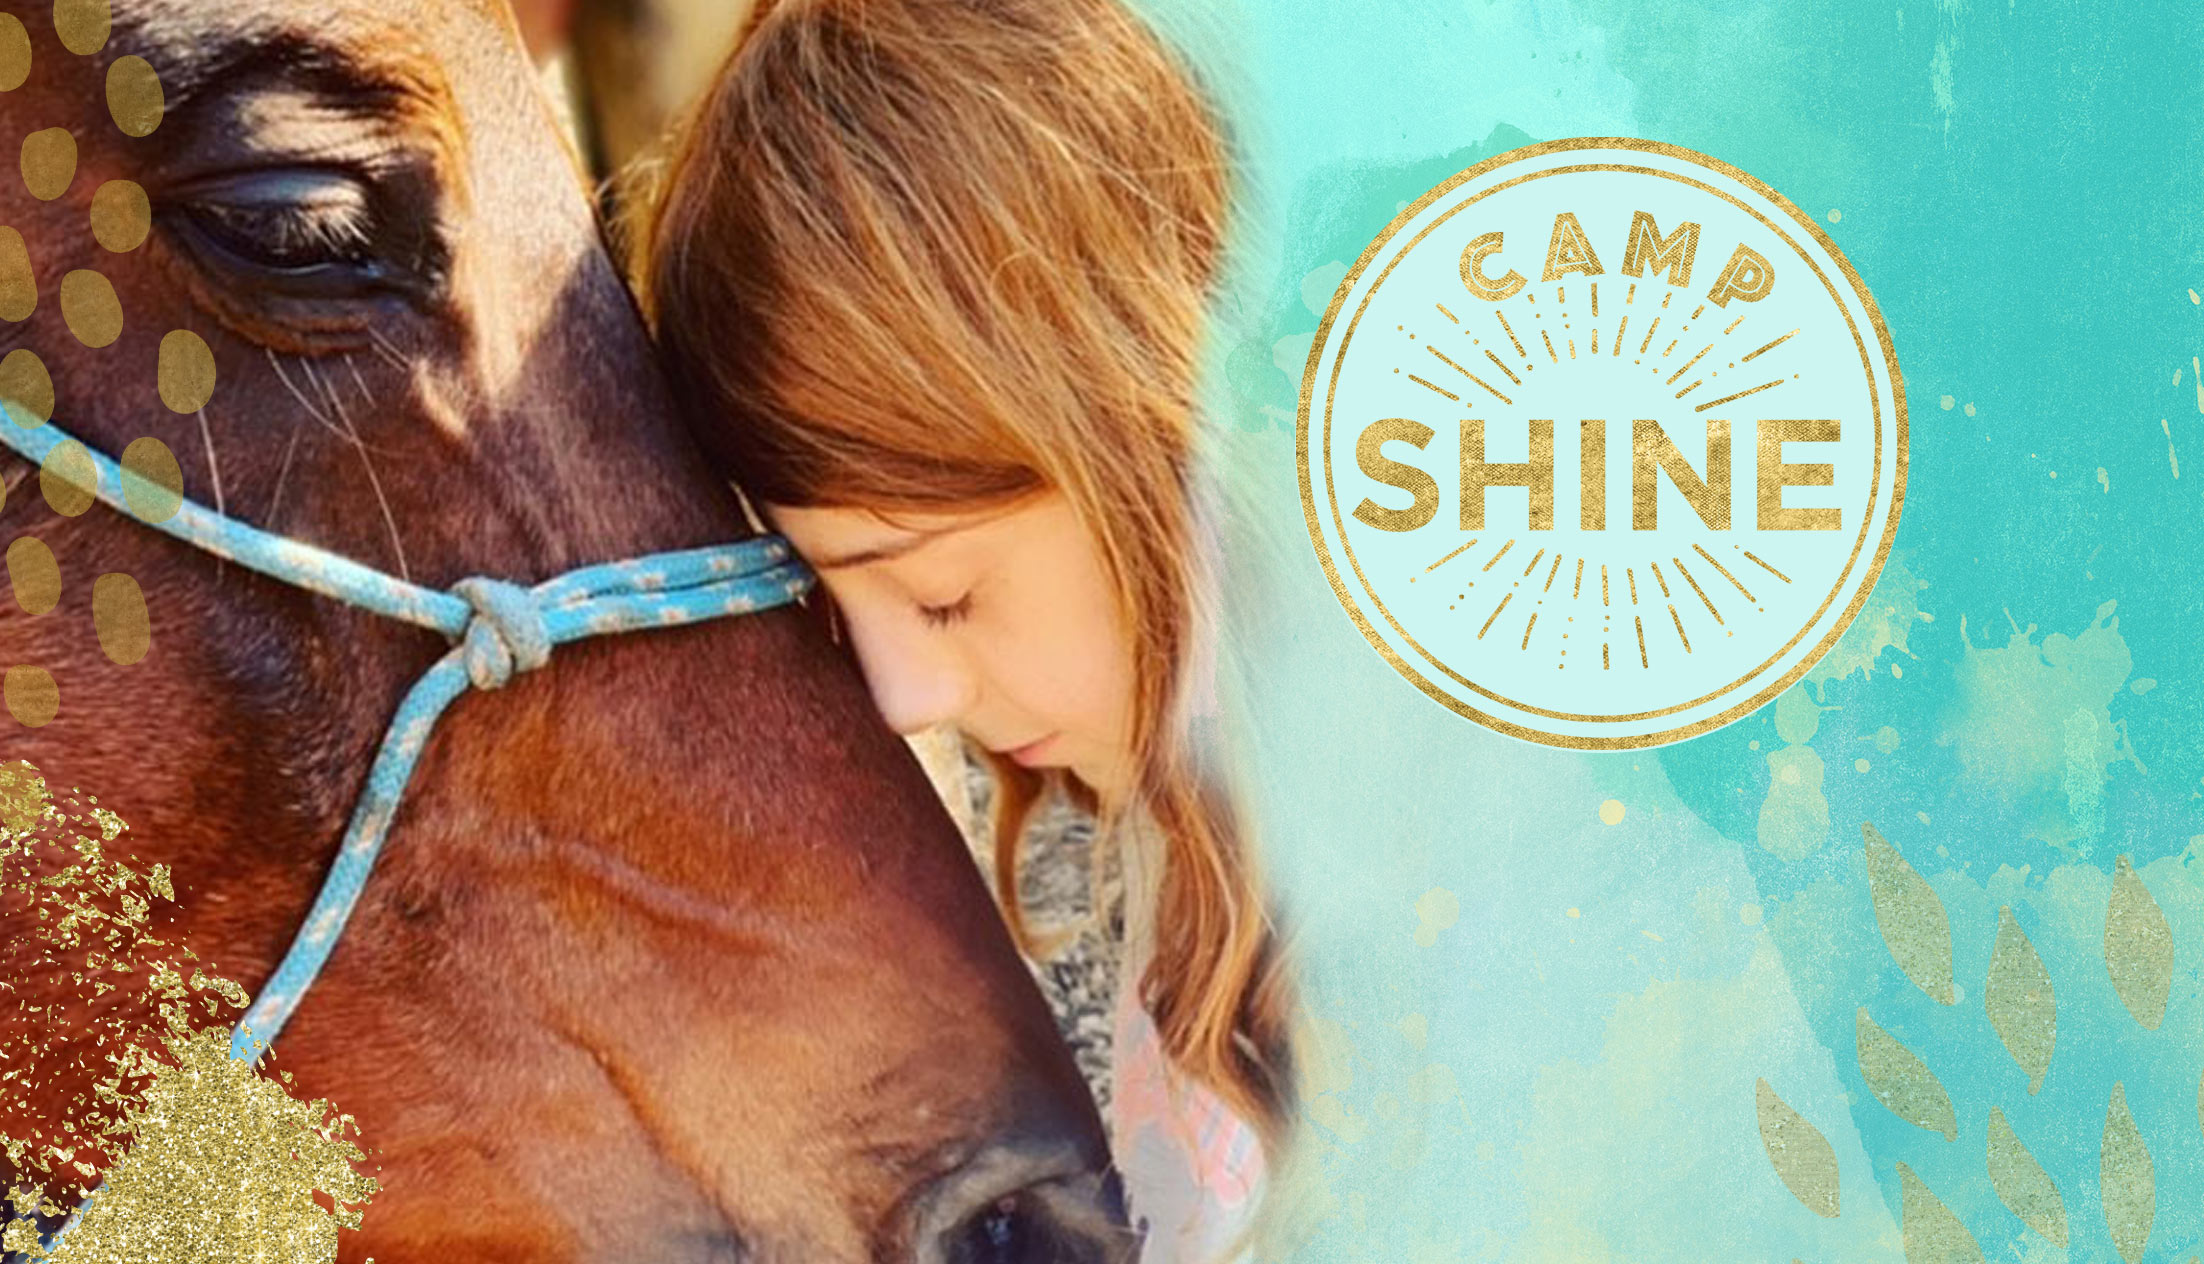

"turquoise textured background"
[1164, 1, 2204, 1258]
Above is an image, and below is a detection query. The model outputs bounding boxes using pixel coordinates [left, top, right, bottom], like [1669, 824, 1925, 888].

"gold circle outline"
[1325, 163, 1881, 719]
[1295, 136, 1907, 750]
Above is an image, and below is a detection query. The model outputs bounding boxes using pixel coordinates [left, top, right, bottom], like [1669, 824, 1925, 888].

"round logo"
[1298, 138, 1905, 749]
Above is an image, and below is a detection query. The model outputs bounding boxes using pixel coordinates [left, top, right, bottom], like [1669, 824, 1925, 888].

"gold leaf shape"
[59, 268, 121, 347]
[1897, 1161, 1986, 1264]
[4, 665, 56, 727]
[1988, 1107, 2067, 1247]
[0, 348, 54, 425]
[105, 54, 162, 137]
[2102, 1082, 2154, 1264]
[1755, 1078, 1839, 1217]
[1857, 1008, 1957, 1140]
[0, 228, 36, 323]
[120, 435, 181, 523]
[2104, 855, 2172, 1030]
[1985, 906, 2056, 1093]
[19, 126, 75, 202]
[0, 15, 30, 91]
[0, 760, 47, 832]
[39, 437, 96, 516]
[90, 178, 150, 252]
[157, 329, 216, 413]
[7, 537, 59, 615]
[1863, 822, 1954, 1004]
[52, 0, 111, 55]
[92, 573, 148, 665]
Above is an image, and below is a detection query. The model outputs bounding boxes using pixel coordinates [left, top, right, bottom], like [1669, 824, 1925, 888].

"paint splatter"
[1413, 887, 1460, 948]
[1940, 601, 2136, 847]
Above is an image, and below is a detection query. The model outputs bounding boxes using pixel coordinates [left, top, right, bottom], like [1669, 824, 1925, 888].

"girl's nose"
[842, 604, 976, 736]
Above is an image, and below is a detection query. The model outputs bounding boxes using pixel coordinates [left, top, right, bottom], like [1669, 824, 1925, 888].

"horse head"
[0, 1, 1126, 1258]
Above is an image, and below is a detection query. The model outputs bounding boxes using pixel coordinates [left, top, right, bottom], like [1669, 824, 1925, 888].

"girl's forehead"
[767, 497, 1055, 571]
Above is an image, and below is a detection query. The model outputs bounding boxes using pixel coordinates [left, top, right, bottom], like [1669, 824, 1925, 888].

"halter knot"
[452, 577, 552, 689]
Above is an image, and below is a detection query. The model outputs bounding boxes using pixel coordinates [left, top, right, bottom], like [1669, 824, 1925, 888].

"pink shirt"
[1108, 968, 1265, 1263]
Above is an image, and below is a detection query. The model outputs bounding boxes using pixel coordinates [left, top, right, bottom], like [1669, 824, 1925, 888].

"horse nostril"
[915, 1142, 1135, 1264]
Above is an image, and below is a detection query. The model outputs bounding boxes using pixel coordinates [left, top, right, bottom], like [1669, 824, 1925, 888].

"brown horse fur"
[0, 1, 1125, 1259]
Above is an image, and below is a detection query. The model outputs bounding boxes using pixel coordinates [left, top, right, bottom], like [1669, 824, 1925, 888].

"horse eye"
[167, 168, 414, 299]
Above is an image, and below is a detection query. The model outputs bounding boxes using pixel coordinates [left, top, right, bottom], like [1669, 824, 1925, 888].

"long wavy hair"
[632, 0, 1293, 1151]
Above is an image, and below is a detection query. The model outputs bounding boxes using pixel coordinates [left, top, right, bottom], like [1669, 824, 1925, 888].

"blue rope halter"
[0, 412, 813, 1065]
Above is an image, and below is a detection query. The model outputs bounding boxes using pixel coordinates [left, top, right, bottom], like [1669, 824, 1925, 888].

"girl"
[633, 0, 1293, 1258]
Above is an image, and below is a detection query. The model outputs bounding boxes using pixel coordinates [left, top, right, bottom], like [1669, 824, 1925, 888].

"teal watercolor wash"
[1157, 0, 2204, 1258]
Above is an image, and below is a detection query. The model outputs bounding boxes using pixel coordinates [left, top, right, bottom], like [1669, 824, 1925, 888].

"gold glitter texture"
[1752, 1078, 1838, 1218]
[9, 537, 61, 614]
[38, 439, 96, 517]
[155, 331, 213, 414]
[1896, 1162, 1985, 1263]
[116, 437, 179, 523]
[1987, 1107, 2067, 1248]
[57, 271, 120, 348]
[2102, 855, 2171, 1030]
[0, 765, 379, 1261]
[1862, 822, 1954, 1004]
[1983, 907, 2055, 1094]
[88, 575, 146, 665]
[2100, 1083, 2154, 1263]
[0, 228, 36, 322]
[1, 349, 56, 425]
[51, 0, 111, 57]
[1855, 1007, 1956, 1141]
[20, 128, 77, 203]
[103, 57, 161, 138]
[87, 182, 148, 254]
[0, 15, 30, 91]
[2, 667, 56, 726]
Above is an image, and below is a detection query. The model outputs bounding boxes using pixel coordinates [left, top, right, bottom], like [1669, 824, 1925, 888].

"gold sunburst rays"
[1638, 316, 1661, 355]
[1408, 372, 1459, 402]
[1417, 537, 1481, 578]
[1541, 330, 1558, 364]
[1590, 281, 1599, 317]
[1668, 344, 1713, 384]
[1694, 377, 1790, 414]
[1483, 348, 1522, 386]
[1668, 602, 1693, 653]
[1741, 328, 1798, 362]
[1477, 590, 1513, 640]
[1692, 543, 1760, 606]
[1670, 555, 1725, 627]
[1434, 302, 1459, 325]
[1493, 309, 1526, 358]
[1611, 315, 1628, 357]
[1740, 546, 1793, 585]
[1425, 343, 1511, 404]
[1481, 538, 1516, 572]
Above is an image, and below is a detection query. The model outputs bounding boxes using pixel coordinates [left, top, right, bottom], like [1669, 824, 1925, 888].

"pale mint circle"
[1299, 138, 1905, 749]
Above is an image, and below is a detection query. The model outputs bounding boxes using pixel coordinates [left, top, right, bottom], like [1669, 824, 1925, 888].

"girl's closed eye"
[917, 592, 974, 628]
